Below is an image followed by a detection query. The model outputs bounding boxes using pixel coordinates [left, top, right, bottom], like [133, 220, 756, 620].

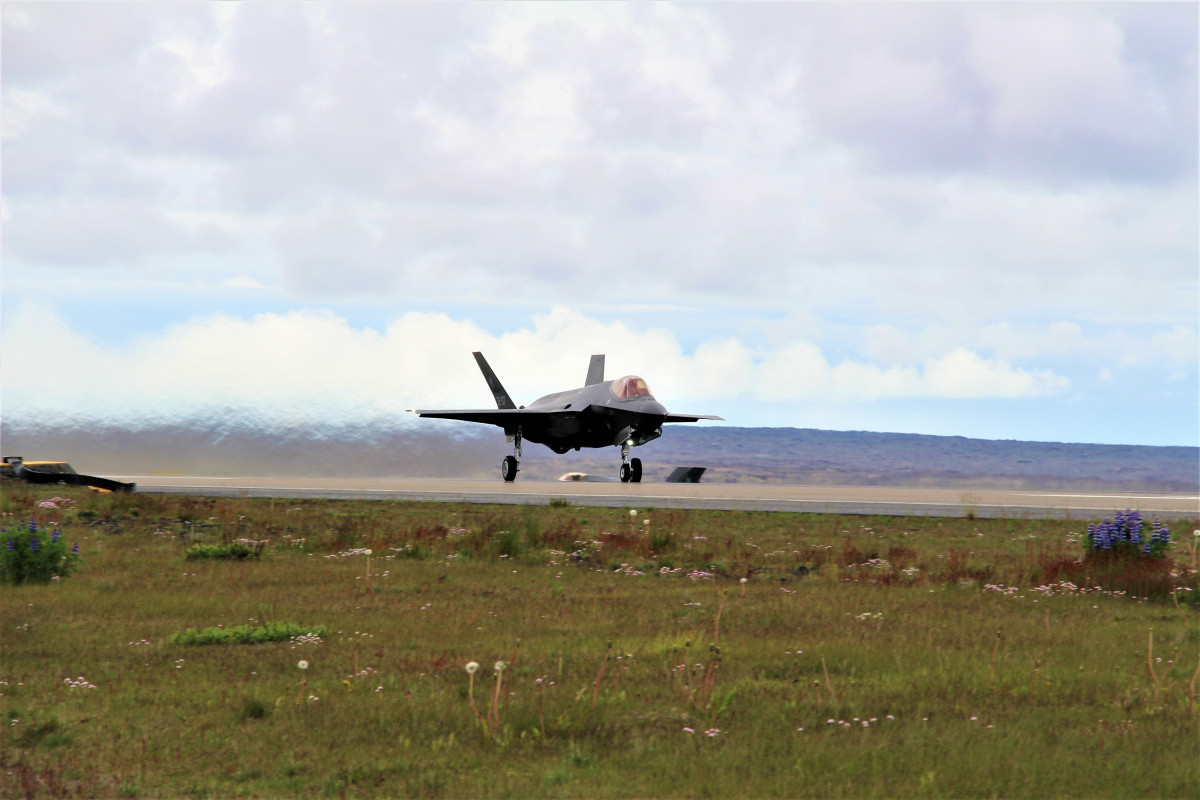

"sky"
[2, 2, 1197, 447]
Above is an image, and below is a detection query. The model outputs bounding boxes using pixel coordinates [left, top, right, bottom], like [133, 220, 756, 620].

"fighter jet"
[411, 352, 722, 482]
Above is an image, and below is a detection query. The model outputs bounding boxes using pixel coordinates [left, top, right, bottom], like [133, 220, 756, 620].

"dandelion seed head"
[465, 661, 479, 674]
[298, 660, 309, 670]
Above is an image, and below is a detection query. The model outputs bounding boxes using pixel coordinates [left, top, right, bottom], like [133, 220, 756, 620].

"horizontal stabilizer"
[666, 466, 707, 483]
[411, 408, 528, 423]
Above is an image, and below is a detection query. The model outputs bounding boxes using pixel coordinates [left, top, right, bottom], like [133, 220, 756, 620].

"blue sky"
[2, 2, 1196, 447]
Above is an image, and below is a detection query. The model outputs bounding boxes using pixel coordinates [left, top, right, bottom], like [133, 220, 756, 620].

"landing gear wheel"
[501, 456, 518, 482]
[620, 462, 632, 483]
[630, 458, 642, 483]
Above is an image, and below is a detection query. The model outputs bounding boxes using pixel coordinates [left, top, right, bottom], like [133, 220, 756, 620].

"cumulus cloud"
[863, 320, 1194, 372]
[1, 305, 1072, 428]
[963, 7, 1185, 177]
[1, 3, 1195, 445]
[3, 3, 1194, 320]
[756, 342, 1067, 402]
[1148, 325, 1199, 368]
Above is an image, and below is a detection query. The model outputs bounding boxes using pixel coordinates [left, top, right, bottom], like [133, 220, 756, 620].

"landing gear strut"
[502, 429, 522, 482]
[618, 442, 642, 483]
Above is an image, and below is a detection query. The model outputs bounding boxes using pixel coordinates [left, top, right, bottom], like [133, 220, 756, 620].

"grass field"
[2, 480, 1198, 799]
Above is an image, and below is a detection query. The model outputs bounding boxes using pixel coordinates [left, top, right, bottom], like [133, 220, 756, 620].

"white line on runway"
[1023, 492, 1198, 501]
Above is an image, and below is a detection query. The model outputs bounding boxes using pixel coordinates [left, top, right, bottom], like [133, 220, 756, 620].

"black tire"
[630, 458, 642, 483]
[502, 456, 518, 482]
[619, 462, 631, 483]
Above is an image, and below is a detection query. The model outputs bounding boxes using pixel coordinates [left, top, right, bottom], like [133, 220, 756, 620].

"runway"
[116, 475, 1200, 520]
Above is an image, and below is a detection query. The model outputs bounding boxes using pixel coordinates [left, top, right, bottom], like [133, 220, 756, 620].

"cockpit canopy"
[612, 375, 653, 399]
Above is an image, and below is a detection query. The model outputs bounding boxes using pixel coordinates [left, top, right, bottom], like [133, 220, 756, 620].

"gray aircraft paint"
[411, 352, 721, 482]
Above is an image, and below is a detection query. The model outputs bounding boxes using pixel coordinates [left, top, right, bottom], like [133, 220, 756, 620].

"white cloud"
[3, 3, 1193, 321]
[922, 348, 1067, 399]
[1149, 325, 1199, 367]
[755, 341, 1066, 403]
[220, 276, 268, 290]
[965, 9, 1168, 146]
[1, 305, 1073, 427]
[1, 3, 1195, 446]
[5, 201, 238, 267]
[864, 320, 1195, 373]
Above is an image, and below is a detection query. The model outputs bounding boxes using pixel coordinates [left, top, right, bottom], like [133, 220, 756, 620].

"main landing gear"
[618, 441, 642, 483]
[501, 429, 522, 482]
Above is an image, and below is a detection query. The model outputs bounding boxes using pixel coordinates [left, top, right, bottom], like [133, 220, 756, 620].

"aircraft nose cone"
[644, 400, 667, 417]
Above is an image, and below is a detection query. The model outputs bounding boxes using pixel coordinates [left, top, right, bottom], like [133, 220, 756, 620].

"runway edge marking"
[132, 484, 1200, 521]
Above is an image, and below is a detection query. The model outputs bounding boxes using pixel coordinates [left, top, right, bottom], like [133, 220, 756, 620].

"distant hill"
[1, 420, 1195, 493]
[623, 427, 1199, 492]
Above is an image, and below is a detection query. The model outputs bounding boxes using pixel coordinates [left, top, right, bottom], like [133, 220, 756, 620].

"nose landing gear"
[618, 441, 642, 483]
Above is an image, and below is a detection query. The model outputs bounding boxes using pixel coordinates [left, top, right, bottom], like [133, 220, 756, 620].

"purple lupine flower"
[1087, 510, 1170, 557]
[51, 530, 61, 544]
[30, 536, 39, 553]
[71, 543, 80, 554]
[6, 539, 13, 551]
[28, 518, 37, 534]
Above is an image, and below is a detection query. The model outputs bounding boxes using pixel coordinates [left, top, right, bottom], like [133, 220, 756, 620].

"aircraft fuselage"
[519, 383, 668, 453]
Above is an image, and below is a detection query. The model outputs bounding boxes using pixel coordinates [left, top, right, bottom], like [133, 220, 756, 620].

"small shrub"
[1, 520, 81, 585]
[173, 622, 329, 646]
[238, 698, 269, 721]
[185, 540, 264, 560]
[13, 716, 68, 748]
[650, 529, 675, 554]
[1038, 510, 1190, 603]
[494, 529, 523, 558]
[1086, 510, 1170, 558]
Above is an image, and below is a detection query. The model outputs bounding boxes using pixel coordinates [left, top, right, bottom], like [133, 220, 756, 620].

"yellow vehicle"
[1, 457, 134, 491]
[1, 459, 77, 476]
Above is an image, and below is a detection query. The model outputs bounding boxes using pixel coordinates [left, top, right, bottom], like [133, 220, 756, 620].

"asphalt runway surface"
[116, 475, 1199, 520]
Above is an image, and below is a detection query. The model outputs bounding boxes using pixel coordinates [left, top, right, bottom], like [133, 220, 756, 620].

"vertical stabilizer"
[585, 354, 605, 386]
[473, 352, 517, 409]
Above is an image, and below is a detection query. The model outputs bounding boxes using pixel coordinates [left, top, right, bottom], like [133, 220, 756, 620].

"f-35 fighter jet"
[411, 352, 722, 482]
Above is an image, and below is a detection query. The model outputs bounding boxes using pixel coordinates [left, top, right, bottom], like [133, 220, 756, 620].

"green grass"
[184, 541, 264, 561]
[1, 479, 1197, 798]
[173, 622, 329, 646]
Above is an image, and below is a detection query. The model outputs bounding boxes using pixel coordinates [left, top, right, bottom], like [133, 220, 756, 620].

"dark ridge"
[1, 419, 1195, 493]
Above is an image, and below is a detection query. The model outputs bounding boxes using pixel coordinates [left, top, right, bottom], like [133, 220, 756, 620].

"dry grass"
[2, 479, 1197, 798]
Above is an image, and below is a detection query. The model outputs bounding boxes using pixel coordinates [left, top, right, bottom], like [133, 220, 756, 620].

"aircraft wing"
[410, 408, 536, 426]
[663, 413, 724, 423]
